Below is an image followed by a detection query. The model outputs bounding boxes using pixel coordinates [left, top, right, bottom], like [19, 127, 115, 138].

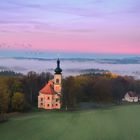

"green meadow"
[0, 105, 140, 140]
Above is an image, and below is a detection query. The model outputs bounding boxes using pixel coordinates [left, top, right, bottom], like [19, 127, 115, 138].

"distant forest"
[0, 70, 22, 76]
[0, 70, 140, 121]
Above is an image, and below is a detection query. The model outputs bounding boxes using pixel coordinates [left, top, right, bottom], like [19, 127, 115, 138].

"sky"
[0, 0, 140, 56]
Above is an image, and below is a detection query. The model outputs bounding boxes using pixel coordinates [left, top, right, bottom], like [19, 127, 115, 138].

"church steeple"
[54, 58, 62, 94]
[55, 58, 62, 74]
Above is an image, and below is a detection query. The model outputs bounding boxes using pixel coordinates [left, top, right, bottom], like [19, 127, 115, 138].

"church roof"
[40, 80, 55, 95]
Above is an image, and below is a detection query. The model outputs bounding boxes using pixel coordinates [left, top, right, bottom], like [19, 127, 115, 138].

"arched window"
[56, 79, 59, 84]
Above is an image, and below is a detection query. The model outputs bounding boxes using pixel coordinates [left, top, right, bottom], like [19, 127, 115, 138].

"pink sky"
[0, 0, 140, 55]
[0, 30, 140, 54]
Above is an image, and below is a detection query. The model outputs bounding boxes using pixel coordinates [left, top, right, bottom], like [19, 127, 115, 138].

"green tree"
[0, 86, 9, 114]
[0, 81, 9, 122]
[12, 92, 30, 112]
[5, 77, 23, 112]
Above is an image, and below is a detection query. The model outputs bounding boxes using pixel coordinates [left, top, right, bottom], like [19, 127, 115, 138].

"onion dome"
[55, 58, 62, 74]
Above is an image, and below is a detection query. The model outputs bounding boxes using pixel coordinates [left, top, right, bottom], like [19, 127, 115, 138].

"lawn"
[0, 105, 140, 140]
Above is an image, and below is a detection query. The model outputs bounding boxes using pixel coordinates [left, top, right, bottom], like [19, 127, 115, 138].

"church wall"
[38, 93, 61, 109]
[38, 93, 45, 108]
[53, 103, 61, 109]
[54, 85, 62, 93]
[44, 95, 53, 109]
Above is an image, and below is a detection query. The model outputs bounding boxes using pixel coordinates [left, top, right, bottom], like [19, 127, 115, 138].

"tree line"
[0, 71, 53, 122]
[0, 71, 140, 121]
[62, 73, 140, 109]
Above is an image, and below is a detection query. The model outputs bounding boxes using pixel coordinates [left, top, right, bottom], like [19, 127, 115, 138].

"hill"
[0, 105, 140, 140]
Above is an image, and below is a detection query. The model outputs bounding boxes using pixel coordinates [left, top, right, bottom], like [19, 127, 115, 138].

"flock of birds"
[0, 43, 45, 56]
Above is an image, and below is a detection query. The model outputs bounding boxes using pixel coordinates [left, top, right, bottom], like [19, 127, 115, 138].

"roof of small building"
[126, 91, 137, 97]
[40, 80, 55, 95]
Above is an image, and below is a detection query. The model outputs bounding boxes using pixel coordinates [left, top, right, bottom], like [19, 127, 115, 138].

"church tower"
[54, 58, 62, 95]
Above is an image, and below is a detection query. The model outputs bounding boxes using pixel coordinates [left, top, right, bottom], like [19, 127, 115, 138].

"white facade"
[123, 92, 139, 103]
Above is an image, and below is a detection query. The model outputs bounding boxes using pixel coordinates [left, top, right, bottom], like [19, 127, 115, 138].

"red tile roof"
[40, 80, 54, 95]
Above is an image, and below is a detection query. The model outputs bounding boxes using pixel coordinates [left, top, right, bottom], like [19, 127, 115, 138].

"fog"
[0, 58, 140, 79]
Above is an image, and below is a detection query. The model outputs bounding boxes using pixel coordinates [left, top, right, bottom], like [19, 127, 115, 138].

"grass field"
[0, 105, 140, 140]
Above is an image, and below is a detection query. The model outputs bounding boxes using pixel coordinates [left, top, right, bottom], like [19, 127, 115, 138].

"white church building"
[38, 59, 62, 109]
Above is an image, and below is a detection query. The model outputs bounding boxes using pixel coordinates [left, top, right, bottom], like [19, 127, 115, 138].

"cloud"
[0, 0, 139, 33]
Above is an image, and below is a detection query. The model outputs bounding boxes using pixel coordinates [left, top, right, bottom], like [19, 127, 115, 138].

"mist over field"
[0, 56, 140, 78]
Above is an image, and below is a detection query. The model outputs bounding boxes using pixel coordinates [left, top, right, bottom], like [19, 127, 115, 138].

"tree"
[5, 77, 22, 112]
[74, 75, 95, 102]
[62, 76, 77, 109]
[111, 76, 131, 104]
[0, 86, 9, 114]
[12, 92, 30, 112]
[21, 71, 53, 106]
[93, 77, 112, 103]
[0, 81, 9, 122]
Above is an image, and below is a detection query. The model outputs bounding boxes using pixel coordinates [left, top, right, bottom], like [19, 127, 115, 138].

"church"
[38, 59, 62, 109]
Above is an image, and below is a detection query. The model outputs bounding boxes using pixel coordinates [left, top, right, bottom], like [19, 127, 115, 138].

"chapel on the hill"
[38, 59, 62, 109]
